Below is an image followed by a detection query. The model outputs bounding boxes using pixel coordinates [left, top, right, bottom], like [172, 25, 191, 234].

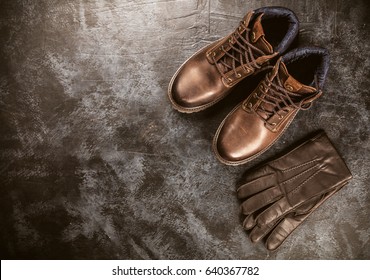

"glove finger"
[242, 213, 258, 230]
[242, 200, 278, 230]
[265, 214, 301, 251]
[247, 195, 320, 245]
[240, 185, 282, 215]
[264, 203, 321, 251]
[249, 219, 280, 243]
[264, 186, 345, 251]
[237, 172, 275, 199]
[256, 197, 292, 227]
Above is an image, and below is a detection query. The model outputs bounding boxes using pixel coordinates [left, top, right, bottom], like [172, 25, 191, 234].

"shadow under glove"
[237, 131, 352, 250]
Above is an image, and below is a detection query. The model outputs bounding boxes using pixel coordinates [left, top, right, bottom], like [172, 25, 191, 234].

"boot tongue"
[217, 12, 276, 74]
[278, 61, 316, 94]
[256, 60, 317, 121]
[250, 13, 273, 55]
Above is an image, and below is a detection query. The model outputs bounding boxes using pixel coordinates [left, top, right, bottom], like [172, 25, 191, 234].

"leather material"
[168, 7, 299, 113]
[282, 47, 330, 88]
[237, 131, 353, 250]
[255, 6, 299, 54]
[251, 185, 345, 251]
[213, 47, 329, 165]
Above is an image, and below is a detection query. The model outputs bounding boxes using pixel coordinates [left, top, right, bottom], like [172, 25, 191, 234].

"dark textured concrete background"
[0, 0, 369, 259]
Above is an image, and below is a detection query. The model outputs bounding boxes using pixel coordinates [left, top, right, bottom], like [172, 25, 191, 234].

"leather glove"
[246, 184, 346, 250]
[237, 131, 352, 250]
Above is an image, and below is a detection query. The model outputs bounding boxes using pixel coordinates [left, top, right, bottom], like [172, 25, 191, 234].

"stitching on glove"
[237, 172, 275, 191]
[289, 169, 322, 196]
[281, 163, 319, 185]
[281, 158, 319, 173]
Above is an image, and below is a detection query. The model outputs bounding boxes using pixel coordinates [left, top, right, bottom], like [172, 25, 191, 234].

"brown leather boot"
[213, 47, 330, 165]
[168, 7, 299, 113]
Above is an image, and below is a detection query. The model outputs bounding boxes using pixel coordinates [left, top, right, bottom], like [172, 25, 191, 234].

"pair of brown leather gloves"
[237, 131, 352, 250]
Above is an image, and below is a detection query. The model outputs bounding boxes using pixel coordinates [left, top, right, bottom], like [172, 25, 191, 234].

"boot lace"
[211, 20, 268, 80]
[252, 59, 322, 126]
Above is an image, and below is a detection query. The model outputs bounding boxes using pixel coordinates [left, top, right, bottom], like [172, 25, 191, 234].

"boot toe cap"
[169, 55, 226, 111]
[214, 109, 269, 164]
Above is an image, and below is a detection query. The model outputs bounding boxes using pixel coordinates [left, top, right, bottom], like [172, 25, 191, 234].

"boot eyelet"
[243, 102, 253, 111]
[237, 73, 241, 78]
[286, 84, 294, 91]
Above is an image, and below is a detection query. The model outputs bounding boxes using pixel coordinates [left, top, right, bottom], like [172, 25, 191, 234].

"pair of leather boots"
[167, 7, 352, 250]
[168, 6, 329, 165]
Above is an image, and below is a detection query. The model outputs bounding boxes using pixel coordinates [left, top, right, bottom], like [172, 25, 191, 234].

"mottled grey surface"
[0, 0, 369, 259]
